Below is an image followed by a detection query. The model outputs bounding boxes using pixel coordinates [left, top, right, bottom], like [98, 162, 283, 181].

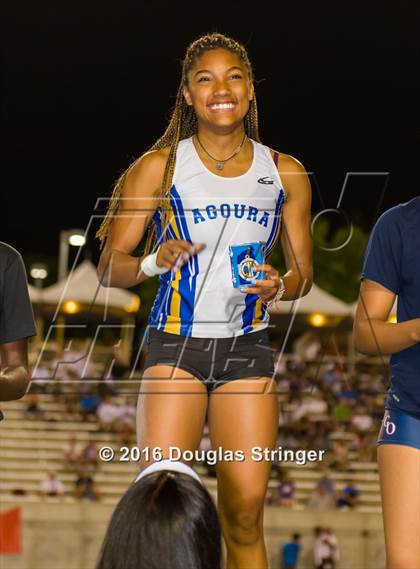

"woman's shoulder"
[124, 146, 172, 195]
[136, 146, 171, 170]
[266, 147, 307, 174]
[264, 147, 310, 202]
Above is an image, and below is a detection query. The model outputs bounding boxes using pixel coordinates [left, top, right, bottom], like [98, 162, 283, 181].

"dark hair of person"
[314, 526, 323, 537]
[96, 470, 222, 569]
[96, 32, 260, 255]
[292, 532, 301, 541]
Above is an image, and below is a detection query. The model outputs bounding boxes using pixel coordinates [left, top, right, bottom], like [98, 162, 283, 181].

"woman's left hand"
[240, 264, 281, 302]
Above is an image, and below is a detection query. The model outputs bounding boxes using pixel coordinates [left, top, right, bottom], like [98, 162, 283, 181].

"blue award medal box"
[229, 241, 265, 289]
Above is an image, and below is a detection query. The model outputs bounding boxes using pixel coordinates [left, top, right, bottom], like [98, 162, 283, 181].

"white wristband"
[267, 277, 286, 309]
[138, 247, 169, 278]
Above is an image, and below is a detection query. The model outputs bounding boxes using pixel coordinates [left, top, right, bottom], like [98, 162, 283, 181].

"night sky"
[2, 1, 418, 269]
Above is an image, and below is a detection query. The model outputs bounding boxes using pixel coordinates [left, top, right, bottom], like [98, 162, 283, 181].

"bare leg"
[137, 365, 208, 469]
[208, 377, 278, 569]
[378, 444, 420, 569]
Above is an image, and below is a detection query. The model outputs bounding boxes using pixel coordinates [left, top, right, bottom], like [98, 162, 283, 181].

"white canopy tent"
[28, 260, 139, 359]
[30, 260, 139, 313]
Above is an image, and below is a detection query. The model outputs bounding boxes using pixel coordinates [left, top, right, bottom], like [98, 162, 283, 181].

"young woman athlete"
[354, 197, 420, 569]
[97, 33, 312, 569]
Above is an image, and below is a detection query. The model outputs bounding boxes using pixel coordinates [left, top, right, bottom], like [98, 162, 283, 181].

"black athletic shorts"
[143, 327, 275, 394]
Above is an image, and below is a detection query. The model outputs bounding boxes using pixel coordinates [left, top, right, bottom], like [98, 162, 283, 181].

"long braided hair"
[96, 32, 261, 255]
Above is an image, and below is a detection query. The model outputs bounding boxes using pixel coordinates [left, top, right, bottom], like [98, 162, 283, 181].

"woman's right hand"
[156, 240, 204, 271]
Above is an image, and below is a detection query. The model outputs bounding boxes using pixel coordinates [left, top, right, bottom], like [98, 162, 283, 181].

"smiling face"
[183, 48, 254, 131]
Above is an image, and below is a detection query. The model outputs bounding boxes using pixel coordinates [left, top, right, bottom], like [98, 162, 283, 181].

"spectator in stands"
[0, 243, 36, 408]
[313, 527, 339, 569]
[64, 436, 82, 471]
[273, 471, 295, 508]
[307, 481, 335, 510]
[96, 460, 221, 569]
[96, 395, 119, 432]
[80, 391, 102, 421]
[75, 470, 100, 501]
[321, 363, 340, 390]
[40, 471, 65, 500]
[332, 397, 352, 429]
[316, 473, 335, 496]
[23, 392, 45, 419]
[80, 440, 99, 471]
[291, 390, 328, 423]
[336, 480, 360, 509]
[281, 533, 302, 569]
[350, 404, 374, 433]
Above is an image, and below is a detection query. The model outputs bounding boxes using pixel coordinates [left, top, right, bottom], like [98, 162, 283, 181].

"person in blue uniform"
[353, 196, 420, 569]
[97, 33, 313, 569]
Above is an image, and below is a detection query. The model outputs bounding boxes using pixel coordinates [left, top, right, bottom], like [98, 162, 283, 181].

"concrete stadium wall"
[1, 503, 385, 569]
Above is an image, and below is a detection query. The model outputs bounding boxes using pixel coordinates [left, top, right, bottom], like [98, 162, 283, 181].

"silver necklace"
[195, 133, 247, 171]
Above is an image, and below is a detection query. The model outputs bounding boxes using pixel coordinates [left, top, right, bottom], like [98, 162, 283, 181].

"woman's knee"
[221, 497, 265, 546]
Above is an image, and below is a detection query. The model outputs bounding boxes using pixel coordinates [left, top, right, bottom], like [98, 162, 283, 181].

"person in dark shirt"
[336, 480, 360, 509]
[353, 197, 420, 569]
[0, 242, 36, 409]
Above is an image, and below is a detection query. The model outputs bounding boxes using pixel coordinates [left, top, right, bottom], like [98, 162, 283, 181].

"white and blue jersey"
[149, 137, 286, 338]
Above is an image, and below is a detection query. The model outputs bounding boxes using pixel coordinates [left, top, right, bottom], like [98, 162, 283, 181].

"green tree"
[313, 217, 368, 302]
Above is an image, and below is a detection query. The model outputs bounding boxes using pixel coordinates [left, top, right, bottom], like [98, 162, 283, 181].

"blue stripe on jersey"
[150, 208, 178, 331]
[150, 208, 169, 330]
[152, 200, 190, 332]
[152, 199, 186, 331]
[149, 271, 172, 328]
[265, 189, 286, 256]
[170, 185, 198, 337]
[160, 285, 174, 330]
[242, 293, 259, 334]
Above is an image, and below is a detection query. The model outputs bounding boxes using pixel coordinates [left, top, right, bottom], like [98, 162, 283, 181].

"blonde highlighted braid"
[96, 32, 261, 255]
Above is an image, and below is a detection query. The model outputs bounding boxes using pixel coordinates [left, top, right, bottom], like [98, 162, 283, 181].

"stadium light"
[58, 229, 86, 281]
[308, 312, 327, 327]
[30, 263, 48, 288]
[68, 234, 86, 247]
[63, 300, 80, 314]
